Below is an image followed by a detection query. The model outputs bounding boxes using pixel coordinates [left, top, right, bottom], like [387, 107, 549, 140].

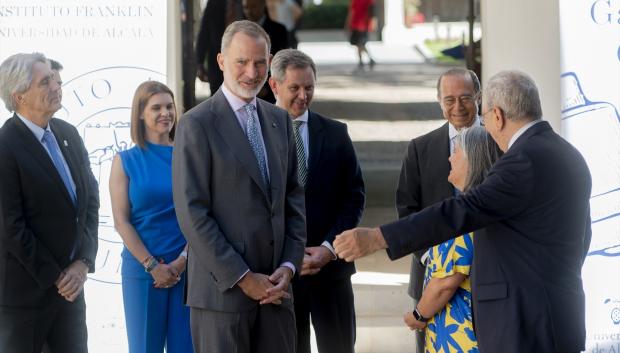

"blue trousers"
[122, 273, 193, 353]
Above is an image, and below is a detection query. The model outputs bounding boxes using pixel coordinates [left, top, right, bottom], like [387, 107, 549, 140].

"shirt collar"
[448, 116, 481, 140]
[16, 112, 50, 142]
[221, 83, 257, 113]
[292, 110, 309, 123]
[507, 119, 544, 150]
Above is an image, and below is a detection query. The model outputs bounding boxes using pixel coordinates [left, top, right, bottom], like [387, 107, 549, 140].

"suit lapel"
[307, 111, 324, 185]
[211, 91, 271, 199]
[257, 100, 281, 202]
[435, 123, 454, 198]
[11, 116, 76, 207]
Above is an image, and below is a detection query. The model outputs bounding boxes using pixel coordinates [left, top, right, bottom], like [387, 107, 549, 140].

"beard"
[227, 76, 267, 100]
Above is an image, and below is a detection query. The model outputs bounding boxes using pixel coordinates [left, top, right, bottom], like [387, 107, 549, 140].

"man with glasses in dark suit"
[395, 68, 481, 352]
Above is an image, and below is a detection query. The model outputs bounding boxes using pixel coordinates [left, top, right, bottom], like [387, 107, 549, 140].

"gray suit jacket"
[172, 89, 306, 313]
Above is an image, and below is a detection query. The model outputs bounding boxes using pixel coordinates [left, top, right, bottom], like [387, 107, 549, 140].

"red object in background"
[349, 0, 375, 31]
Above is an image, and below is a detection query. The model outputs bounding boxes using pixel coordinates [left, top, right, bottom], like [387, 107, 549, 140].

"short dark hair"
[130, 81, 177, 148]
[436, 68, 481, 99]
[49, 59, 63, 71]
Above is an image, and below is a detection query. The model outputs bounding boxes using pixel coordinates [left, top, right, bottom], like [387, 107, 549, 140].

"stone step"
[312, 100, 442, 121]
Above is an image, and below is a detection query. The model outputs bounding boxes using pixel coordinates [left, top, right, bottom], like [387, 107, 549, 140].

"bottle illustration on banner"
[561, 72, 620, 257]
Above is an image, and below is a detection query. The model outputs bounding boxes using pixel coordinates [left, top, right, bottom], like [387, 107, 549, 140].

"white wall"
[167, 0, 183, 112]
[480, 0, 561, 132]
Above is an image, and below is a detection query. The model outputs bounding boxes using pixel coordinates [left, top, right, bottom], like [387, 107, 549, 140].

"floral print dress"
[423, 233, 478, 353]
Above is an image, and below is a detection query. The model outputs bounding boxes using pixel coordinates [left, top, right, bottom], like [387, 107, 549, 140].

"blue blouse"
[119, 142, 185, 278]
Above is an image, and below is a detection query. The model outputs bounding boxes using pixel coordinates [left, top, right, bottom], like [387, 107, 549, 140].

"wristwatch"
[413, 307, 430, 323]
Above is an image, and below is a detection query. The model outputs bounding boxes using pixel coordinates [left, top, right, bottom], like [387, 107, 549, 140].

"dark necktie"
[42, 130, 76, 205]
[244, 104, 270, 187]
[292, 119, 307, 186]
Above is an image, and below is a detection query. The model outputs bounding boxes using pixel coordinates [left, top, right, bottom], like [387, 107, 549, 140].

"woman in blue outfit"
[403, 126, 502, 353]
[109, 81, 193, 353]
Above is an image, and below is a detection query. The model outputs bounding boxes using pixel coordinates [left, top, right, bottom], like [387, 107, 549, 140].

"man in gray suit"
[172, 20, 306, 353]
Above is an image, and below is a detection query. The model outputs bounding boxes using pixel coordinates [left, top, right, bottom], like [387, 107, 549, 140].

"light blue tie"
[42, 130, 76, 205]
[244, 104, 270, 187]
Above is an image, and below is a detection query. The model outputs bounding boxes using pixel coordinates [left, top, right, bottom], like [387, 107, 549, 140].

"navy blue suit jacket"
[303, 111, 365, 280]
[0, 115, 99, 307]
[382, 121, 592, 353]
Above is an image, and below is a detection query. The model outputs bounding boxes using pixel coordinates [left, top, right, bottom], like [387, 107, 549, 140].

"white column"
[167, 0, 183, 112]
[480, 0, 561, 132]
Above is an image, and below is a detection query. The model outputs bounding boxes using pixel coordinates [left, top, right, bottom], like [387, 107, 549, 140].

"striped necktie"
[292, 119, 307, 186]
[243, 104, 270, 187]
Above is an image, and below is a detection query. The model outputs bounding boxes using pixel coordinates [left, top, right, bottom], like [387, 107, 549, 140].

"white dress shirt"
[507, 119, 544, 151]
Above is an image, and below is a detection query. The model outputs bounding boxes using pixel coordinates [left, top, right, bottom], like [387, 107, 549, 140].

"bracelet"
[143, 256, 159, 273]
[179, 250, 188, 260]
[141, 255, 153, 266]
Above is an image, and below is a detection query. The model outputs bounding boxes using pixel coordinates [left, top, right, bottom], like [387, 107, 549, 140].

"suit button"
[75, 217, 79, 224]
[271, 211, 275, 218]
[269, 240, 274, 246]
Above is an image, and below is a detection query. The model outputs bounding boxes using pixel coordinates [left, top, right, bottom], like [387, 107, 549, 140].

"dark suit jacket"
[396, 122, 453, 299]
[382, 121, 592, 353]
[303, 111, 365, 280]
[256, 14, 291, 104]
[172, 89, 306, 313]
[195, 0, 229, 95]
[0, 115, 99, 307]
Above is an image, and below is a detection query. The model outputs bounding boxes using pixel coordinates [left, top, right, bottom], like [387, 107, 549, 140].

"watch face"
[414, 309, 428, 322]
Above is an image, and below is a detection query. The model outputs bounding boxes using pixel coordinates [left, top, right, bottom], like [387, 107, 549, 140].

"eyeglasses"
[441, 95, 477, 108]
[479, 109, 494, 126]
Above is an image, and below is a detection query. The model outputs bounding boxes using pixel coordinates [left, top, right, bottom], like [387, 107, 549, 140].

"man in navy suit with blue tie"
[334, 70, 592, 353]
[0, 53, 99, 353]
[269, 49, 365, 353]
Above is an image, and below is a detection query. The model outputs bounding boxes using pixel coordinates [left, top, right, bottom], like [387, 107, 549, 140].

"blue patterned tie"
[42, 130, 76, 205]
[244, 104, 270, 187]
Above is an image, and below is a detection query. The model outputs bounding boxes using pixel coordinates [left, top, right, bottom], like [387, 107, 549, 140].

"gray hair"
[270, 49, 316, 83]
[221, 20, 271, 54]
[0, 52, 48, 112]
[436, 68, 481, 99]
[456, 126, 503, 192]
[483, 70, 542, 121]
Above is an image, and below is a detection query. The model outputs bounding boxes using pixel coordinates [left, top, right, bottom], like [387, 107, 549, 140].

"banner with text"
[559, 1, 620, 352]
[0, 2, 168, 351]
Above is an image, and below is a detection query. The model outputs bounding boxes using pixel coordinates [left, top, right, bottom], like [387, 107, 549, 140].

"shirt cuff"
[281, 262, 296, 276]
[231, 269, 250, 289]
[321, 241, 338, 260]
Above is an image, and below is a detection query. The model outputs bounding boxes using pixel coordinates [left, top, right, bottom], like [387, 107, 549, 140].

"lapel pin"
[63, 140, 69, 147]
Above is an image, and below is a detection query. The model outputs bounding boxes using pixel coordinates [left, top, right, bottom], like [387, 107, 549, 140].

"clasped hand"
[55, 260, 89, 302]
[151, 257, 186, 289]
[301, 246, 333, 276]
[403, 311, 427, 332]
[238, 266, 293, 305]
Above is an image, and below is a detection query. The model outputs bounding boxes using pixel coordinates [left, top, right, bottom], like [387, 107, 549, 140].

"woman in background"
[404, 126, 502, 353]
[109, 81, 192, 353]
